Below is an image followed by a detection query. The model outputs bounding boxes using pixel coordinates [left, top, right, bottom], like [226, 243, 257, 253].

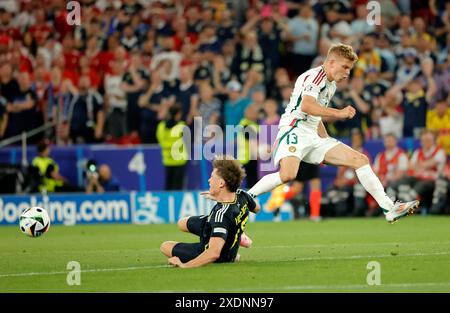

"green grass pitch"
[1, 216, 450, 292]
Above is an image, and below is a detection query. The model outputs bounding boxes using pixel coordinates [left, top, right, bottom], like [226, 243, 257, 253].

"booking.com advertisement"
[0, 192, 286, 226]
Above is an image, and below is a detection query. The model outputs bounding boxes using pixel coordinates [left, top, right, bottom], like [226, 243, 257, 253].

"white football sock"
[248, 172, 283, 197]
[355, 164, 394, 212]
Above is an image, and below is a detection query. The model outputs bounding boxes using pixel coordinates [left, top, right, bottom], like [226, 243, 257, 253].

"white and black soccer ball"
[19, 207, 51, 238]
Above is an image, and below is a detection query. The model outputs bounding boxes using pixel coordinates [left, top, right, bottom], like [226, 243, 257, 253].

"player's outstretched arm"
[301, 95, 355, 120]
[200, 191, 218, 201]
[168, 237, 225, 268]
[252, 203, 261, 214]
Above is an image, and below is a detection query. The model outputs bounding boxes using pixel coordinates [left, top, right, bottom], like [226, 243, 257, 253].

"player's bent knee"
[160, 241, 175, 257]
[177, 217, 189, 232]
[160, 242, 170, 256]
[353, 153, 370, 169]
[280, 170, 296, 183]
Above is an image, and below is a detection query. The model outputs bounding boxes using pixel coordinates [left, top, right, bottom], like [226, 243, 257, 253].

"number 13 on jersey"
[286, 133, 298, 145]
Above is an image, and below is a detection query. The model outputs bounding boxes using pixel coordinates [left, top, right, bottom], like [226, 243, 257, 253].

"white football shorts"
[272, 125, 341, 167]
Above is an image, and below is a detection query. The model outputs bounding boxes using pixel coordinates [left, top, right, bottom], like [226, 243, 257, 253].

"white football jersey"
[279, 66, 337, 132]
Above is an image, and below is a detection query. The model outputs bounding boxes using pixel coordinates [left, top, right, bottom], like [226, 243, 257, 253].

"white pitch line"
[0, 265, 169, 278]
[1, 251, 449, 279]
[251, 251, 450, 263]
[153, 282, 450, 293]
[2, 241, 448, 257]
[257, 241, 450, 249]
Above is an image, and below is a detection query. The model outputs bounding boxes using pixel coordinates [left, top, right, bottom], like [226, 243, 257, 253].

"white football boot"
[384, 200, 420, 224]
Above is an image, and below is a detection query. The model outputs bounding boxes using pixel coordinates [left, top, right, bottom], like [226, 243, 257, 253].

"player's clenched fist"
[337, 106, 356, 119]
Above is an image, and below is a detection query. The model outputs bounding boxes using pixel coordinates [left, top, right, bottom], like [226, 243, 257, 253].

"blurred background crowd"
[0, 0, 448, 216]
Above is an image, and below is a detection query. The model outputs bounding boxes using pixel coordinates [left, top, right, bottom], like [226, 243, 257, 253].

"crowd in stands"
[0, 0, 448, 213]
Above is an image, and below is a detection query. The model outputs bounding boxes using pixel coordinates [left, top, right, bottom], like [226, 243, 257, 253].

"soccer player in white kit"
[248, 43, 419, 223]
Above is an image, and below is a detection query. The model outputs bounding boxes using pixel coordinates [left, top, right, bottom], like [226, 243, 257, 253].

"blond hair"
[327, 43, 358, 62]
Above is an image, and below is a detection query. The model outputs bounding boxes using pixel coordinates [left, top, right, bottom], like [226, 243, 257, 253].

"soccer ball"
[19, 207, 51, 238]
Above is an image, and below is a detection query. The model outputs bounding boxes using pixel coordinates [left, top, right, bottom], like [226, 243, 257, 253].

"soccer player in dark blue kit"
[160, 155, 260, 268]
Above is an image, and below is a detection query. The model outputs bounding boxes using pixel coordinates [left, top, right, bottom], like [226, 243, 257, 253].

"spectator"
[351, 4, 375, 37]
[220, 39, 236, 69]
[197, 23, 222, 55]
[354, 33, 389, 79]
[198, 83, 221, 138]
[63, 76, 105, 144]
[288, 5, 319, 77]
[261, 98, 281, 129]
[185, 5, 202, 35]
[156, 104, 188, 190]
[311, 38, 331, 68]
[151, 33, 183, 82]
[327, 77, 370, 138]
[433, 2, 450, 48]
[104, 60, 128, 140]
[172, 18, 196, 52]
[2, 71, 42, 143]
[278, 84, 293, 113]
[319, 2, 350, 41]
[269, 67, 290, 101]
[86, 164, 121, 193]
[173, 65, 199, 125]
[224, 80, 251, 131]
[259, 98, 280, 174]
[430, 163, 450, 214]
[0, 8, 21, 41]
[433, 55, 450, 102]
[217, 9, 237, 42]
[237, 104, 259, 188]
[45, 67, 65, 140]
[376, 32, 397, 73]
[232, 30, 265, 83]
[0, 63, 19, 104]
[402, 78, 429, 138]
[437, 33, 450, 65]
[138, 69, 169, 144]
[393, 130, 447, 212]
[412, 17, 436, 46]
[379, 0, 401, 28]
[362, 66, 390, 138]
[241, 13, 289, 84]
[121, 52, 149, 136]
[62, 35, 81, 75]
[32, 140, 81, 193]
[427, 98, 450, 156]
[393, 14, 414, 42]
[241, 68, 265, 99]
[211, 55, 232, 95]
[120, 23, 139, 52]
[247, 87, 266, 120]
[373, 133, 410, 214]
[0, 94, 7, 138]
[79, 55, 101, 90]
[28, 8, 52, 46]
[378, 88, 404, 139]
[394, 47, 421, 86]
[258, 14, 289, 83]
